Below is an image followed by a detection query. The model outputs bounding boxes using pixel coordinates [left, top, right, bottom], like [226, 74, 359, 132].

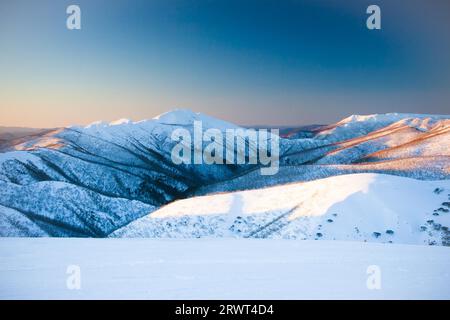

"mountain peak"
[109, 118, 131, 126]
[153, 108, 239, 129]
[152, 109, 200, 124]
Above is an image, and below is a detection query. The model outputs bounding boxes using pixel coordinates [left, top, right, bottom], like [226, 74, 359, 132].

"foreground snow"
[113, 174, 450, 245]
[0, 238, 449, 299]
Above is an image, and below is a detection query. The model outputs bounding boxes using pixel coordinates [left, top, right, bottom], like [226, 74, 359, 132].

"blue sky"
[1, 0, 449, 127]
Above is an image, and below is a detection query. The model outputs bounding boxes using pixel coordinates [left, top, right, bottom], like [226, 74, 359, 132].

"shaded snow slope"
[0, 180, 154, 237]
[195, 156, 450, 195]
[113, 174, 450, 246]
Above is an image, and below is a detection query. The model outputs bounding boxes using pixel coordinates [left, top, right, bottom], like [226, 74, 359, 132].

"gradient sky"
[1, 0, 449, 127]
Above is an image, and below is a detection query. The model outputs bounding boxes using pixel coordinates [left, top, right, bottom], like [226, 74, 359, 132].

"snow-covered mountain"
[0, 109, 269, 236]
[0, 110, 449, 239]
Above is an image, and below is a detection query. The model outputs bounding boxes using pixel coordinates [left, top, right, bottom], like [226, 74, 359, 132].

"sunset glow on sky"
[1, 0, 449, 128]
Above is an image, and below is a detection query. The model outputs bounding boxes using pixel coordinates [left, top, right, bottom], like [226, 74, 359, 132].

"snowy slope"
[0, 180, 154, 237]
[113, 173, 450, 246]
[1, 238, 449, 299]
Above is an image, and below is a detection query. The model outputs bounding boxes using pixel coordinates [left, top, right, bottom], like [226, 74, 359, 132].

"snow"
[113, 173, 450, 245]
[0, 150, 42, 164]
[0, 238, 448, 299]
[0, 205, 47, 237]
